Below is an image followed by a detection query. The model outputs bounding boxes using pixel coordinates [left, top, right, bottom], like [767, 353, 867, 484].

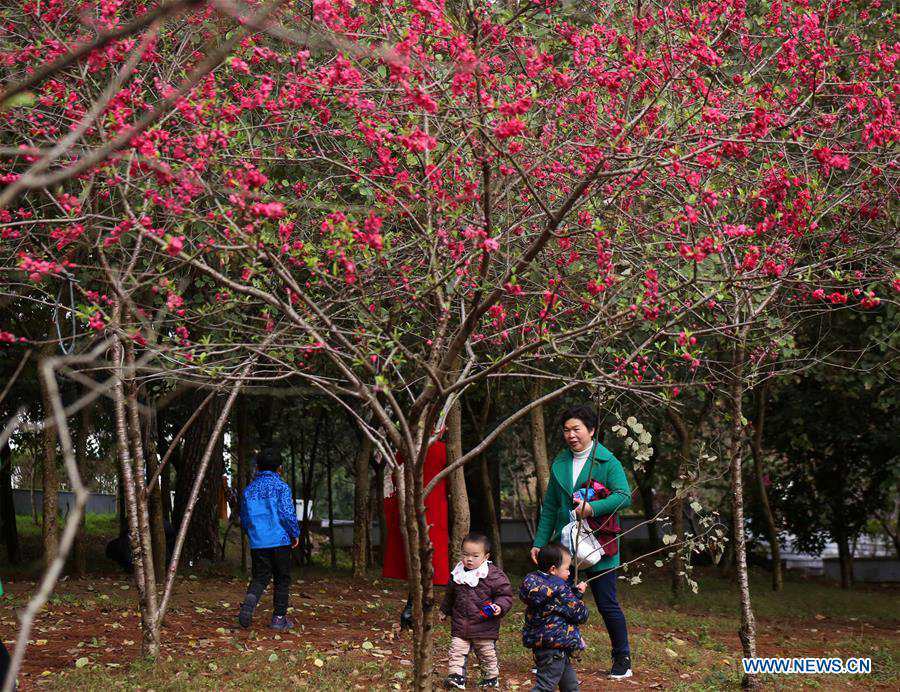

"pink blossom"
[482, 237, 500, 252]
[88, 312, 106, 331]
[494, 118, 526, 139]
[250, 201, 286, 219]
[399, 129, 437, 152]
[165, 235, 185, 256]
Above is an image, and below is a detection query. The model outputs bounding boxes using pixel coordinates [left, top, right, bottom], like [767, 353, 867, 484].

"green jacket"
[533, 443, 632, 572]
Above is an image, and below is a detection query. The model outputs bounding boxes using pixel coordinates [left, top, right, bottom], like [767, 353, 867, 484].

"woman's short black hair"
[254, 447, 282, 473]
[461, 532, 492, 554]
[536, 543, 571, 572]
[560, 404, 598, 433]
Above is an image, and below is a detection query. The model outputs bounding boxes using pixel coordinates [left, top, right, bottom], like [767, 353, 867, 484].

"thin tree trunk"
[353, 434, 373, 576]
[374, 455, 386, 564]
[156, 407, 172, 524]
[473, 386, 502, 568]
[529, 379, 550, 503]
[327, 448, 336, 569]
[71, 401, 92, 577]
[836, 529, 853, 590]
[667, 409, 692, 599]
[0, 441, 20, 564]
[111, 330, 160, 658]
[446, 395, 469, 566]
[729, 345, 759, 688]
[30, 459, 38, 526]
[750, 381, 782, 591]
[299, 409, 324, 566]
[235, 397, 249, 573]
[124, 339, 161, 654]
[637, 481, 659, 548]
[403, 437, 436, 691]
[144, 398, 167, 583]
[39, 347, 60, 570]
[478, 453, 502, 568]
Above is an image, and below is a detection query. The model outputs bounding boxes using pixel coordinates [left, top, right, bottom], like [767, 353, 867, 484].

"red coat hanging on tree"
[382, 441, 450, 586]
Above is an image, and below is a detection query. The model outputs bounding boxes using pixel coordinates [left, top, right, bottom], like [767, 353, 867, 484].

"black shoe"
[609, 654, 633, 679]
[443, 673, 466, 689]
[477, 677, 499, 688]
[237, 594, 258, 629]
[269, 615, 295, 631]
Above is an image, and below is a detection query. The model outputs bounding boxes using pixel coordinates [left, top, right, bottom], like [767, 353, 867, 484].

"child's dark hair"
[254, 447, 282, 473]
[461, 532, 491, 554]
[536, 543, 570, 572]
[560, 404, 598, 433]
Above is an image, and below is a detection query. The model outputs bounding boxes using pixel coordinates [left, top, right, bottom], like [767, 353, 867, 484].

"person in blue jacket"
[237, 448, 300, 631]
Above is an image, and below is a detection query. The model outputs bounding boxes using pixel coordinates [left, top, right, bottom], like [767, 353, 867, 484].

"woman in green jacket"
[530, 404, 634, 680]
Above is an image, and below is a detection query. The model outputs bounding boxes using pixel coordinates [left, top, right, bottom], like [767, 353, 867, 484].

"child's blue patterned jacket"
[519, 570, 589, 651]
[240, 471, 299, 549]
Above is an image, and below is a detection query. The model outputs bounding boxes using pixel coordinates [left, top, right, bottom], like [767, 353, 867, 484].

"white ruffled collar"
[450, 560, 490, 586]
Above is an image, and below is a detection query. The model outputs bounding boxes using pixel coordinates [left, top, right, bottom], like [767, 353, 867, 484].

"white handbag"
[561, 510, 605, 568]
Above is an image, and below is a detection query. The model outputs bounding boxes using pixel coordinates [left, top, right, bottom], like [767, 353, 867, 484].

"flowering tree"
[2, 0, 897, 688]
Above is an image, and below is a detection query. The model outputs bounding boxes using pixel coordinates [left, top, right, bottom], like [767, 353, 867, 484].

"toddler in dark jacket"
[519, 543, 589, 692]
[439, 533, 513, 689]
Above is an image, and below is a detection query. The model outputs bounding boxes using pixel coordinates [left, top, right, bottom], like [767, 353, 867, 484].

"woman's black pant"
[587, 569, 630, 658]
[247, 545, 292, 616]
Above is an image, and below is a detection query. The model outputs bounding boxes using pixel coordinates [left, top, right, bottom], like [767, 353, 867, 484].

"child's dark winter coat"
[439, 563, 513, 640]
[519, 571, 589, 651]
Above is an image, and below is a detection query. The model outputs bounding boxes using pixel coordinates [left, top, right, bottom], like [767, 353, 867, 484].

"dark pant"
[588, 570, 630, 658]
[247, 546, 292, 616]
[531, 649, 579, 692]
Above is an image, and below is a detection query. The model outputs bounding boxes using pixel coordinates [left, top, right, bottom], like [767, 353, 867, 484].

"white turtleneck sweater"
[572, 446, 591, 489]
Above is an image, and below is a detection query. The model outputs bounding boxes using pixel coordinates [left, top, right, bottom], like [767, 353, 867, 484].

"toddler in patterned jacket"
[519, 543, 589, 692]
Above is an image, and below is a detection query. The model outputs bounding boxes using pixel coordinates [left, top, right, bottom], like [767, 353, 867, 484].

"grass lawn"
[1, 517, 897, 689]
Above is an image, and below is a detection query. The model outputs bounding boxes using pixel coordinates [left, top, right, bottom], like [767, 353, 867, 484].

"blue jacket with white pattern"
[240, 471, 299, 549]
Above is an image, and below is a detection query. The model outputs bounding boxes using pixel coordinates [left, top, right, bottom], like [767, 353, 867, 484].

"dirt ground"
[2, 568, 897, 690]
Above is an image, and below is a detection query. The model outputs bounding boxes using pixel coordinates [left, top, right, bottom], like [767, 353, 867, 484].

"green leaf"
[2, 92, 35, 109]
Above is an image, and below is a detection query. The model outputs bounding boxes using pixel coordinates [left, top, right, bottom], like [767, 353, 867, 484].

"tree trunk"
[72, 401, 92, 577]
[327, 448, 336, 569]
[235, 397, 250, 573]
[144, 399, 167, 584]
[529, 379, 550, 503]
[156, 407, 173, 524]
[0, 441, 20, 564]
[299, 409, 324, 566]
[111, 331, 160, 658]
[637, 481, 659, 548]
[836, 529, 853, 590]
[667, 409, 693, 600]
[374, 455, 386, 564]
[403, 438, 436, 690]
[174, 390, 225, 564]
[478, 453, 503, 568]
[446, 395, 469, 566]
[472, 386, 502, 568]
[750, 381, 782, 591]
[353, 433, 373, 577]
[39, 348, 59, 570]
[124, 340, 161, 654]
[729, 346, 759, 688]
